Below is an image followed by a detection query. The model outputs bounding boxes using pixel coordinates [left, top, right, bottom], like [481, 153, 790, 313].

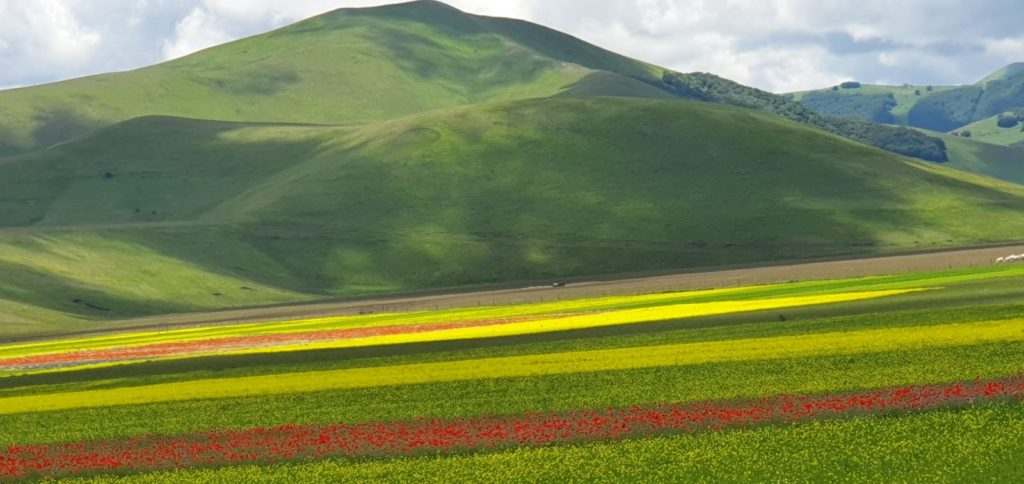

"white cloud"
[0, 0, 102, 85]
[0, 0, 1022, 92]
[985, 37, 1024, 62]
[162, 7, 233, 59]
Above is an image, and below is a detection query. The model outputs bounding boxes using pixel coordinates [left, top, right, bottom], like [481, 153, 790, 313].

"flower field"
[0, 288, 914, 375]
[1, 265, 1023, 481]
[1, 316, 1021, 415]
[3, 376, 1022, 479]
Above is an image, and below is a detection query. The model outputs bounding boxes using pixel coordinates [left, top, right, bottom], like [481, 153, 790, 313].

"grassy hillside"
[935, 133, 1024, 185]
[790, 84, 957, 124]
[6, 96, 1024, 333]
[951, 112, 1024, 147]
[979, 63, 1024, 84]
[791, 66, 1024, 179]
[664, 73, 947, 161]
[0, 0, 659, 156]
[793, 63, 1024, 133]
[0, 0, 949, 164]
[914, 63, 1024, 130]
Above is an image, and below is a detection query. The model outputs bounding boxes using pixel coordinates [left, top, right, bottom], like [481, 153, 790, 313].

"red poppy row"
[0, 315, 566, 371]
[2, 374, 1021, 479]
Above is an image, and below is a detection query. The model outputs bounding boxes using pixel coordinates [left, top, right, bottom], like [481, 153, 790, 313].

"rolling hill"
[948, 110, 1024, 147]
[0, 0, 660, 157]
[792, 63, 1024, 133]
[6, 97, 1024, 334]
[0, 0, 947, 164]
[935, 132, 1024, 185]
[664, 72, 947, 161]
[791, 64, 1024, 184]
[791, 84, 958, 125]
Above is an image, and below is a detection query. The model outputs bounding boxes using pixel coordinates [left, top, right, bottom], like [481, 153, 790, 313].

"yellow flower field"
[1, 317, 1018, 415]
[0, 289, 918, 375]
[0, 286, 757, 360]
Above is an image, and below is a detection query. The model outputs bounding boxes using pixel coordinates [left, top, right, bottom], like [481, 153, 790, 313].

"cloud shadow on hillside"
[32, 108, 108, 150]
[0, 260, 207, 325]
[197, 67, 302, 97]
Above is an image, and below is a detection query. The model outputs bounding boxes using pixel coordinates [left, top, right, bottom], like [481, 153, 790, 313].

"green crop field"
[0, 265, 1022, 480]
[70, 405, 1024, 483]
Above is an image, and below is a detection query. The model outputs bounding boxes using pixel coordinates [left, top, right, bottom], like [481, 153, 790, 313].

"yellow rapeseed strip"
[221, 289, 920, 355]
[1, 317, 1020, 415]
[1, 289, 916, 376]
[0, 286, 758, 360]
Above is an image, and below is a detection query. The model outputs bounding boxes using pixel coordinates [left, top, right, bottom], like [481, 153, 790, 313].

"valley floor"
[22, 240, 1024, 343]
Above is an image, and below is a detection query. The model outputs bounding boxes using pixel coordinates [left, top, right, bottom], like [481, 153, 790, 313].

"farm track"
[13, 241, 1024, 343]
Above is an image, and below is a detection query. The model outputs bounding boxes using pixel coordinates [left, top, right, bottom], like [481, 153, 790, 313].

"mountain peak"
[278, 0, 485, 38]
[979, 62, 1024, 85]
[351, 0, 465, 15]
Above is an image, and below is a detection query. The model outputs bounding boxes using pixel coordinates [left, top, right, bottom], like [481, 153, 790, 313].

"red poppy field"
[3, 375, 1022, 480]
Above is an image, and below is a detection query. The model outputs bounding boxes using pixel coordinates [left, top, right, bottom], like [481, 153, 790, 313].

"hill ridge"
[0, 0, 658, 157]
[793, 62, 1024, 135]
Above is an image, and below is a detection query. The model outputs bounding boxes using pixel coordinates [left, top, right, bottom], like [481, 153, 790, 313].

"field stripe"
[228, 290, 920, 354]
[3, 376, 1021, 479]
[0, 287, 755, 359]
[0, 317, 1020, 415]
[0, 289, 916, 375]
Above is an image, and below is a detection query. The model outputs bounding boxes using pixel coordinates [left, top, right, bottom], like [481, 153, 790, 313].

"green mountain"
[0, 0, 659, 156]
[4, 1, 1024, 335]
[0, 0, 943, 164]
[790, 84, 958, 125]
[792, 63, 1024, 134]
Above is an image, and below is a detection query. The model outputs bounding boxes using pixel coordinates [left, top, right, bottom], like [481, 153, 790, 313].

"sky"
[1, 0, 1022, 93]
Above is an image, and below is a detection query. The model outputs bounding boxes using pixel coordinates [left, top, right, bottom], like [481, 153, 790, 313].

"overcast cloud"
[1, 0, 1022, 93]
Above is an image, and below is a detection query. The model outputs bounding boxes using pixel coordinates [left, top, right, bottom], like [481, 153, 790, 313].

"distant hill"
[938, 131, 1024, 185]
[659, 72, 947, 161]
[790, 84, 958, 125]
[792, 63, 1024, 134]
[6, 97, 1024, 333]
[947, 109, 1024, 148]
